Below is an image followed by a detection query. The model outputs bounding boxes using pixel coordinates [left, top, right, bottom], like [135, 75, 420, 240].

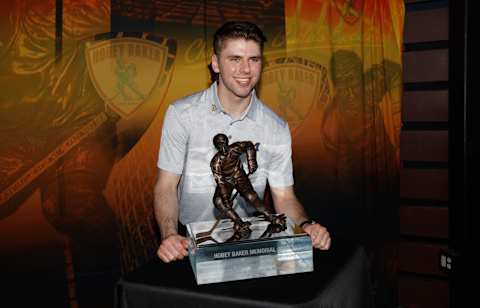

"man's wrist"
[161, 229, 178, 240]
[299, 219, 316, 229]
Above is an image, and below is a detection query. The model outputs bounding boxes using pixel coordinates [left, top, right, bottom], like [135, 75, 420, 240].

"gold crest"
[86, 36, 172, 119]
[258, 57, 330, 135]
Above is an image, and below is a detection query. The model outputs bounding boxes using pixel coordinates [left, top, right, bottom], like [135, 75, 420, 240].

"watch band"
[299, 219, 316, 228]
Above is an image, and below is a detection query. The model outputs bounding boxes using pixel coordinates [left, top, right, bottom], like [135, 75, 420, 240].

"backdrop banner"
[0, 1, 403, 307]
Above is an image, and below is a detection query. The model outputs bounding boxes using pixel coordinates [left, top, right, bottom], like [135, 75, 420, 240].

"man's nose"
[239, 59, 251, 74]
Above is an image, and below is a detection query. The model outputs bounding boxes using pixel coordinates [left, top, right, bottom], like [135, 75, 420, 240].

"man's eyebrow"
[225, 55, 262, 59]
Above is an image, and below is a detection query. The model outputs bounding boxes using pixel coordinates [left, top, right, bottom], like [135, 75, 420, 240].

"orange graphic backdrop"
[281, 0, 403, 239]
[0, 1, 403, 307]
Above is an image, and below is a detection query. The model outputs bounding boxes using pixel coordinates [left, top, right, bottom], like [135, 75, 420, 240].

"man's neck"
[217, 85, 252, 119]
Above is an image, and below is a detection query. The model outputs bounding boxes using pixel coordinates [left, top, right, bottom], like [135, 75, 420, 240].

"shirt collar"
[209, 82, 258, 122]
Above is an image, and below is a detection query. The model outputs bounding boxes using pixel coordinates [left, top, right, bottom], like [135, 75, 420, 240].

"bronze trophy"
[194, 133, 287, 244]
[186, 134, 313, 285]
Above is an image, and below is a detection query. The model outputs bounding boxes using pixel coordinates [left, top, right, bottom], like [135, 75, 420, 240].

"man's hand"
[303, 223, 331, 250]
[157, 234, 190, 263]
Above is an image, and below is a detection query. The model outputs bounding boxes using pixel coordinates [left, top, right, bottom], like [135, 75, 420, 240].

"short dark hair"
[213, 21, 267, 55]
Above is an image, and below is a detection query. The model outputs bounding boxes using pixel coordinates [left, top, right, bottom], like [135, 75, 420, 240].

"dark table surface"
[116, 238, 373, 308]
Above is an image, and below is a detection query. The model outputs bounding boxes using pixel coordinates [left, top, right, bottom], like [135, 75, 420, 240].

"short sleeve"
[267, 123, 294, 188]
[157, 105, 189, 174]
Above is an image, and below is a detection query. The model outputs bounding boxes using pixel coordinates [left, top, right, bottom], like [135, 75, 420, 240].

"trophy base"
[187, 216, 313, 285]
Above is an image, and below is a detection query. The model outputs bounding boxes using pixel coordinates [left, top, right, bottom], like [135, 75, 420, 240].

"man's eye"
[250, 58, 260, 63]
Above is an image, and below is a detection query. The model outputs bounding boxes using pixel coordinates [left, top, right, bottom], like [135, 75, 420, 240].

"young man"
[154, 21, 330, 263]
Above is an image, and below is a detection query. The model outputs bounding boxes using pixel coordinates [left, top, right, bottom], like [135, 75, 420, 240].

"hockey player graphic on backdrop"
[320, 49, 401, 193]
[1, 1, 127, 306]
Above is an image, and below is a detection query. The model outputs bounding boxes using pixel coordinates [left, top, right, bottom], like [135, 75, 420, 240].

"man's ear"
[211, 54, 220, 73]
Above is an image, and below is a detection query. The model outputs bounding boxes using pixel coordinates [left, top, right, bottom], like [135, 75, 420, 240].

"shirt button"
[228, 135, 232, 139]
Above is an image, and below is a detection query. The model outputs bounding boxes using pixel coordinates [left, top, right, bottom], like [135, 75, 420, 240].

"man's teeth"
[236, 78, 250, 84]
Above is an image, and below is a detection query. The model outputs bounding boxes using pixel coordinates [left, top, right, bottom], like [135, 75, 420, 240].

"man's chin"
[234, 88, 254, 98]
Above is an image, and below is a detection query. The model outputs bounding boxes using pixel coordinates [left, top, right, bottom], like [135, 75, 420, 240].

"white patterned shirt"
[157, 82, 293, 224]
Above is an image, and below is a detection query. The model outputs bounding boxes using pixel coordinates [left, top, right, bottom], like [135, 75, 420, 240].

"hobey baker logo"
[259, 57, 330, 135]
[86, 35, 172, 118]
[0, 33, 176, 206]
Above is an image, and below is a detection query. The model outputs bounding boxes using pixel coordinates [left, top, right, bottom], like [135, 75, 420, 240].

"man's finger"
[305, 226, 318, 243]
[317, 237, 329, 250]
[163, 238, 186, 260]
[320, 231, 330, 249]
[174, 240, 186, 252]
[162, 241, 179, 257]
[325, 237, 332, 250]
[158, 250, 172, 263]
[173, 242, 189, 257]
[312, 234, 323, 249]
[181, 237, 191, 248]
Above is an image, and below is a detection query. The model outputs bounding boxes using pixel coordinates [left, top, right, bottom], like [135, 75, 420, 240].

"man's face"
[211, 38, 262, 101]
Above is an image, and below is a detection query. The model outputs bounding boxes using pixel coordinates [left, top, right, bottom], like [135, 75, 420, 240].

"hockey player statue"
[208, 133, 287, 242]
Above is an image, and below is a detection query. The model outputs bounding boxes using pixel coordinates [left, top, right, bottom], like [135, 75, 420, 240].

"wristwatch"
[299, 219, 316, 229]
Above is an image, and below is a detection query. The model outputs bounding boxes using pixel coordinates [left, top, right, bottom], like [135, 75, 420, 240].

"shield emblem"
[86, 36, 169, 119]
[258, 57, 330, 135]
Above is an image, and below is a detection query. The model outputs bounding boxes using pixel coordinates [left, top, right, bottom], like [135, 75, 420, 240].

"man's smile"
[234, 77, 251, 86]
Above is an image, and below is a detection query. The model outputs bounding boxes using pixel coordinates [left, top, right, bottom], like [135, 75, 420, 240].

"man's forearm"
[274, 198, 308, 225]
[154, 188, 179, 239]
[271, 186, 309, 225]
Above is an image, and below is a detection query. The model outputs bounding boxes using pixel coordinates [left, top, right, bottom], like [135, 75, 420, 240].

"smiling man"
[154, 21, 331, 263]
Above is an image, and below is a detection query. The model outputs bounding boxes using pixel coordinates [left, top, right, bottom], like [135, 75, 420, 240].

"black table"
[115, 239, 373, 308]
